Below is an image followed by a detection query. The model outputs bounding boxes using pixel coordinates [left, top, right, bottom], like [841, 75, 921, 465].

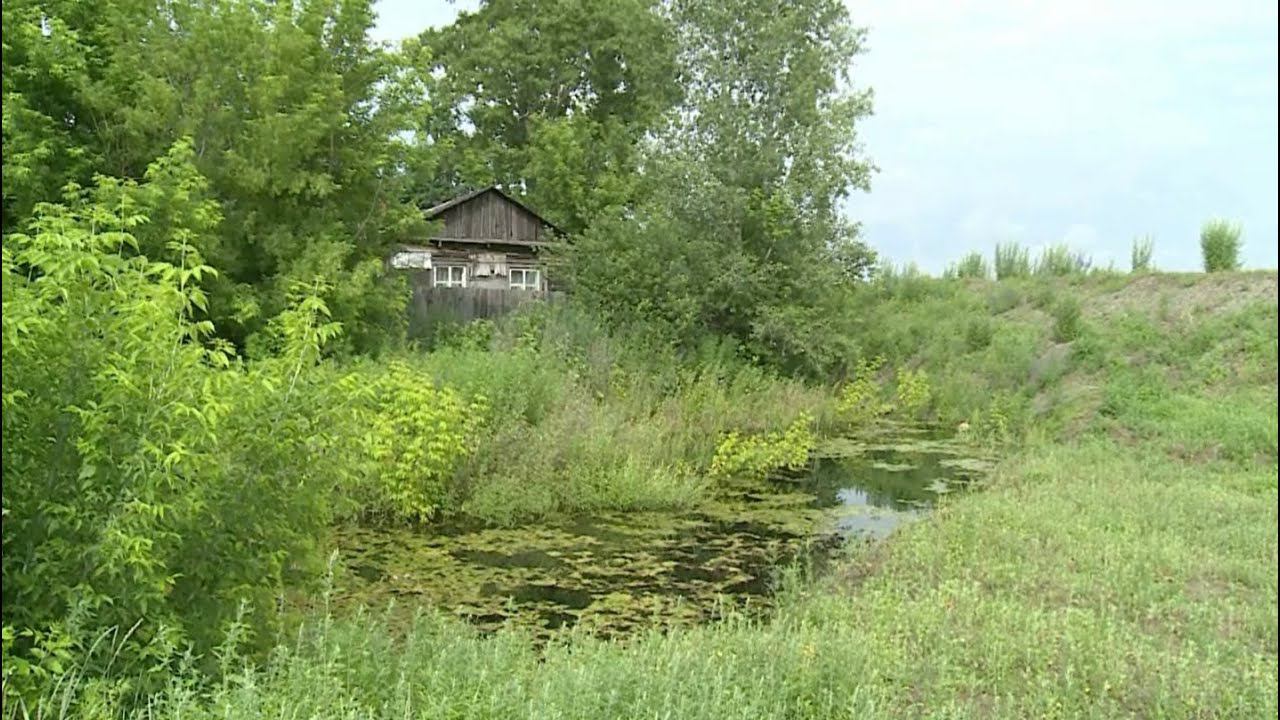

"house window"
[509, 268, 540, 290]
[433, 265, 467, 288]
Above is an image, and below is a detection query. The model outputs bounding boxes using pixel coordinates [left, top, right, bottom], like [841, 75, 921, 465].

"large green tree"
[412, 0, 681, 232]
[567, 0, 877, 376]
[2, 0, 424, 353]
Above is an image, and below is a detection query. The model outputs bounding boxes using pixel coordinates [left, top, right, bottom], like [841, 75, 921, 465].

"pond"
[328, 423, 993, 640]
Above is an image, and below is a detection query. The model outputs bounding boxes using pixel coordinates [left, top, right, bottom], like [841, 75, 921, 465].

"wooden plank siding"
[433, 189, 547, 244]
[395, 186, 565, 331]
[407, 285, 563, 339]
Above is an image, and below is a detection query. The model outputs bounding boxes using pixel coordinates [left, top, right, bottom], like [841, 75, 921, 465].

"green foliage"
[0, 170, 361, 699]
[1034, 243, 1093, 276]
[994, 242, 1031, 279]
[1201, 218, 1243, 272]
[944, 251, 991, 279]
[349, 362, 485, 522]
[709, 415, 815, 480]
[3, 0, 422, 353]
[435, 319, 497, 352]
[414, 0, 680, 234]
[895, 368, 932, 417]
[985, 284, 1023, 315]
[1051, 296, 1084, 342]
[964, 316, 996, 351]
[1131, 235, 1155, 273]
[566, 167, 865, 378]
[836, 356, 888, 425]
[564, 0, 875, 378]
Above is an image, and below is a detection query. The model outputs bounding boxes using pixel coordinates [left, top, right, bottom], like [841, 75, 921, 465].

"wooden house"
[390, 186, 562, 292]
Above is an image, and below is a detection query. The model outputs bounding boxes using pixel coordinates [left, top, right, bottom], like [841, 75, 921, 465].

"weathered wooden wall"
[436, 190, 545, 244]
[407, 283, 561, 339]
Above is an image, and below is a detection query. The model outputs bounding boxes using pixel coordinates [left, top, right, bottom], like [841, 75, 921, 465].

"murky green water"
[329, 424, 992, 639]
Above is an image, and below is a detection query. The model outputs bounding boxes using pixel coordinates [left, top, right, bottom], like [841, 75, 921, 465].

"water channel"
[329, 422, 993, 639]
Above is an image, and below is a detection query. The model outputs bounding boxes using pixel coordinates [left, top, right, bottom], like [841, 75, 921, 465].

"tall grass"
[1201, 218, 1243, 272]
[1034, 243, 1092, 276]
[994, 242, 1031, 279]
[403, 304, 833, 524]
[1131, 235, 1155, 273]
[1051, 295, 1083, 342]
[944, 251, 991, 279]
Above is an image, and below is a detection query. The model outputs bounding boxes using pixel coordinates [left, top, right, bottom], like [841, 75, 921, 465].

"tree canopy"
[3, 0, 877, 372]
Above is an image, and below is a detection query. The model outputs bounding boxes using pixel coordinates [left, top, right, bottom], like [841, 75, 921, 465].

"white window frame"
[509, 268, 541, 291]
[433, 264, 468, 288]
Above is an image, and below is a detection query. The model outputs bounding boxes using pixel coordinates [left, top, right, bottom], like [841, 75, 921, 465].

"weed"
[945, 251, 991, 280]
[1201, 218, 1243, 272]
[964, 316, 995, 351]
[986, 284, 1022, 315]
[1035, 244, 1092, 276]
[1131, 235, 1155, 273]
[994, 242, 1031, 279]
[837, 356, 887, 425]
[895, 368, 932, 417]
[709, 415, 815, 480]
[1051, 296, 1084, 342]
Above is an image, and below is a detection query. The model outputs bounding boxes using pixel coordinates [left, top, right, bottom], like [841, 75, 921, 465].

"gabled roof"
[423, 185, 564, 236]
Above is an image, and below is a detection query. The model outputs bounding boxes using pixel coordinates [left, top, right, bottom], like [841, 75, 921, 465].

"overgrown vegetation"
[1131, 235, 1155, 272]
[1201, 218, 1244, 272]
[994, 242, 1031, 279]
[1034, 243, 1093, 276]
[3, 0, 1275, 717]
[13, 269, 1275, 719]
[943, 251, 991, 279]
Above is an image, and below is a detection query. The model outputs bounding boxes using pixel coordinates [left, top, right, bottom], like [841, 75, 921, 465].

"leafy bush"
[709, 415, 815, 480]
[836, 356, 888, 426]
[986, 284, 1022, 315]
[346, 362, 485, 522]
[1, 172, 358, 698]
[895, 368, 932, 417]
[1200, 219, 1242, 272]
[1131, 236, 1154, 273]
[1051, 296, 1084, 342]
[964, 317, 995, 351]
[994, 243, 1031, 279]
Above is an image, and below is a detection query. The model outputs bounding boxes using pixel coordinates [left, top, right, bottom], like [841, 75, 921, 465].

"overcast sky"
[373, 0, 1278, 272]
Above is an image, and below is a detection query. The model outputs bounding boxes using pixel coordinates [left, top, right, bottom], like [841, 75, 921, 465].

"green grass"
[17, 272, 1279, 719]
[50, 441, 1275, 719]
[362, 307, 835, 525]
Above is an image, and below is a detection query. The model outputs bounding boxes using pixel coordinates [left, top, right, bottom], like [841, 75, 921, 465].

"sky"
[372, 0, 1279, 272]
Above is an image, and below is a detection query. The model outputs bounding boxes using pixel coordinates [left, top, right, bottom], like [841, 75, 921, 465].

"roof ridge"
[422, 185, 564, 235]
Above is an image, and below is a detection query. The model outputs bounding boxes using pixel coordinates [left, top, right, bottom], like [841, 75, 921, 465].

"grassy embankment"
[39, 270, 1273, 719]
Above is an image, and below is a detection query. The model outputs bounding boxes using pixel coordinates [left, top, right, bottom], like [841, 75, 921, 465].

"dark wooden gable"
[424, 187, 560, 247]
